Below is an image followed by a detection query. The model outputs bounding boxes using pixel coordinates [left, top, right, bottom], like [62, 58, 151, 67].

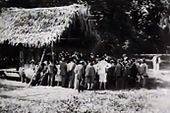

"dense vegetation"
[1, 0, 170, 55]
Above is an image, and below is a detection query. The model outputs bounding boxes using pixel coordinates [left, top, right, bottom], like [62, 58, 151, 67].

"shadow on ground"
[145, 77, 170, 89]
[1, 73, 170, 92]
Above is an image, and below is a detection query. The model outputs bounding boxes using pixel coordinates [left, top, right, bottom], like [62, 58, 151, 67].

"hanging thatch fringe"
[0, 4, 99, 48]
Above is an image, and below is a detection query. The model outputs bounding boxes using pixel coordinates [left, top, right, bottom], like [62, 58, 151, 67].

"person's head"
[30, 59, 35, 64]
[61, 57, 65, 62]
[117, 59, 121, 63]
[140, 59, 143, 63]
[43, 61, 48, 65]
[56, 60, 59, 65]
[74, 59, 78, 64]
[123, 61, 128, 65]
[132, 58, 136, 63]
[79, 60, 84, 65]
[137, 59, 141, 64]
[49, 60, 53, 64]
[89, 60, 94, 66]
[143, 58, 146, 63]
[110, 60, 114, 64]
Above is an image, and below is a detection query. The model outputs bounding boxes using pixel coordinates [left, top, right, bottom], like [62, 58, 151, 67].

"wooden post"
[39, 48, 46, 67]
[51, 41, 55, 86]
[28, 48, 46, 87]
[19, 49, 24, 67]
[51, 41, 55, 65]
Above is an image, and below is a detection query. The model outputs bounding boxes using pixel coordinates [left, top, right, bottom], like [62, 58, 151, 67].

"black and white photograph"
[0, 0, 170, 112]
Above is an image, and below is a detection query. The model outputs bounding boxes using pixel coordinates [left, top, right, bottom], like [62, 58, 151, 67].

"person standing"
[138, 59, 148, 87]
[74, 61, 85, 92]
[19, 67, 26, 83]
[123, 60, 131, 89]
[97, 59, 111, 90]
[152, 55, 161, 72]
[114, 59, 123, 89]
[129, 58, 138, 88]
[85, 61, 96, 90]
[55, 61, 61, 86]
[67, 58, 76, 88]
[60, 57, 68, 87]
[106, 60, 116, 89]
[47, 60, 57, 86]
[39, 61, 48, 86]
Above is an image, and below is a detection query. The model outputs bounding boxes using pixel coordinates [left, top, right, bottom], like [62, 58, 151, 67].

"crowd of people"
[19, 51, 149, 92]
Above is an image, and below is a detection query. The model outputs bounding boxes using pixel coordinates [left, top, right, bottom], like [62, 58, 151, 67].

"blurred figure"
[30, 59, 36, 71]
[39, 61, 49, 86]
[129, 58, 138, 88]
[85, 61, 95, 90]
[74, 61, 85, 92]
[47, 60, 57, 86]
[107, 60, 116, 89]
[55, 61, 61, 86]
[67, 58, 76, 88]
[97, 58, 111, 90]
[114, 59, 123, 89]
[19, 67, 26, 83]
[60, 57, 68, 87]
[138, 59, 148, 88]
[152, 55, 161, 72]
[123, 60, 131, 89]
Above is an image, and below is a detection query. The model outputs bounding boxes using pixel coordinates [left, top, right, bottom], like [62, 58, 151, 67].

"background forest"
[1, 0, 170, 55]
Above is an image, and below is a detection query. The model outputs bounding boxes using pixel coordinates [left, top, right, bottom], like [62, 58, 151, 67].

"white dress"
[55, 65, 62, 82]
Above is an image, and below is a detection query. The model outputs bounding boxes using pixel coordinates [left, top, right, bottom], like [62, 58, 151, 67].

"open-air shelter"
[0, 4, 98, 67]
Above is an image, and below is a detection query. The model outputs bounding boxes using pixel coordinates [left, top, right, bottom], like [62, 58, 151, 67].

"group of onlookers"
[19, 51, 148, 92]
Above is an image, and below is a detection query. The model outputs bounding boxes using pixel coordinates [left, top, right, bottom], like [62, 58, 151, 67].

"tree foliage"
[1, 0, 170, 54]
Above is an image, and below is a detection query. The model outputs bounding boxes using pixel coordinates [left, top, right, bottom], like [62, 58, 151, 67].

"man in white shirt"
[97, 59, 111, 89]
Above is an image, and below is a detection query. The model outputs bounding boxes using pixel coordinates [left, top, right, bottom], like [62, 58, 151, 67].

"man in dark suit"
[60, 57, 68, 87]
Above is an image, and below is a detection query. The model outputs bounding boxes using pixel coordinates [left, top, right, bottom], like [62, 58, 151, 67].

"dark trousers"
[78, 79, 84, 92]
[62, 75, 68, 87]
[129, 77, 137, 88]
[116, 76, 124, 89]
[20, 73, 26, 83]
[40, 73, 48, 86]
[68, 71, 74, 88]
[48, 73, 55, 86]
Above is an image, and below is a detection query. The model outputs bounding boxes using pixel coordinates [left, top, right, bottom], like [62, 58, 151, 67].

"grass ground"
[0, 70, 170, 113]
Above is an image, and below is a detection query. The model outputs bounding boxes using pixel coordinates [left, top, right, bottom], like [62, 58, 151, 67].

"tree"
[1, 0, 170, 54]
[126, 0, 168, 53]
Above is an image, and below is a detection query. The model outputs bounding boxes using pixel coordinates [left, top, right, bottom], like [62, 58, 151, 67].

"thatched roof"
[0, 4, 96, 47]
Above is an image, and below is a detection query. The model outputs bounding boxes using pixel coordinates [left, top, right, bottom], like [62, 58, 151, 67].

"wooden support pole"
[28, 48, 46, 87]
[39, 48, 46, 67]
[51, 41, 55, 65]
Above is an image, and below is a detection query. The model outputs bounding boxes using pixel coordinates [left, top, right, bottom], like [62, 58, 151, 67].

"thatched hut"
[0, 4, 99, 68]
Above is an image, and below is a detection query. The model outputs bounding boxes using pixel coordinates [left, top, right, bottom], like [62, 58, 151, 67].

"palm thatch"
[0, 4, 97, 47]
